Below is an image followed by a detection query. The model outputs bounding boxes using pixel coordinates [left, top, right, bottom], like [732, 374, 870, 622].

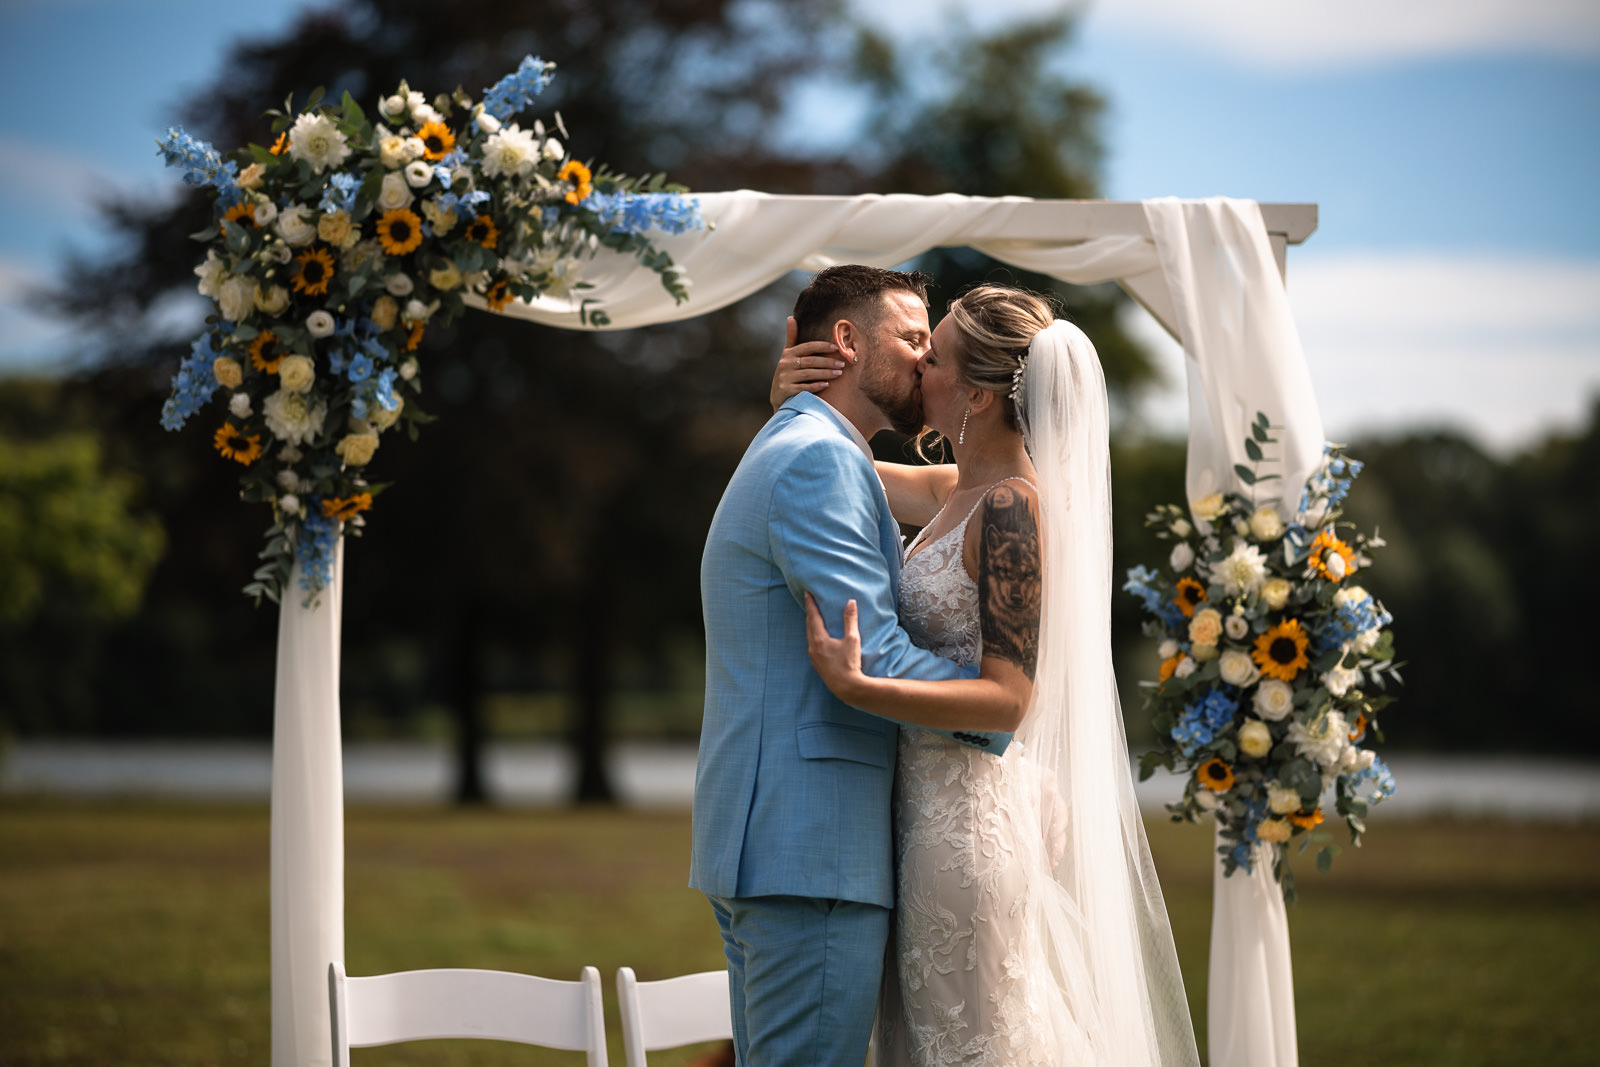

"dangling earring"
[958, 407, 971, 445]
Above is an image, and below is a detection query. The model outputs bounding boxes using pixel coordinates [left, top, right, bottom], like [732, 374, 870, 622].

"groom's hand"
[770, 315, 848, 412]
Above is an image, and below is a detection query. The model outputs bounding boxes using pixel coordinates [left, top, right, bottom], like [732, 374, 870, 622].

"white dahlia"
[1287, 710, 1350, 770]
[287, 112, 351, 174]
[262, 387, 327, 446]
[1218, 540, 1269, 598]
[480, 124, 540, 179]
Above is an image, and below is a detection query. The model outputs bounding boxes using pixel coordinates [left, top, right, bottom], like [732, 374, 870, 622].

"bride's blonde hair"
[945, 284, 1057, 431]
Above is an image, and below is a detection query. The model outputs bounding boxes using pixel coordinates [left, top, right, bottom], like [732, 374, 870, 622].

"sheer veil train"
[1016, 320, 1200, 1067]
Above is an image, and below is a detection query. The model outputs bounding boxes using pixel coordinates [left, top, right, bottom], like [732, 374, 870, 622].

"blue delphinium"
[1348, 755, 1396, 801]
[319, 171, 362, 215]
[347, 352, 374, 383]
[480, 56, 556, 121]
[434, 189, 491, 219]
[1172, 689, 1238, 758]
[157, 127, 243, 207]
[160, 332, 224, 430]
[1316, 593, 1393, 652]
[1123, 566, 1187, 630]
[296, 508, 341, 592]
[581, 191, 704, 236]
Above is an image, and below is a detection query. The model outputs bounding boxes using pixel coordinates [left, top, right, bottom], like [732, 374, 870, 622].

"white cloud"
[1124, 251, 1600, 452]
[855, 0, 1600, 68]
[0, 136, 133, 210]
[0, 257, 77, 374]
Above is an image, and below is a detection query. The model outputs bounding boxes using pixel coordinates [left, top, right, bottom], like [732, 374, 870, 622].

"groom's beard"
[861, 358, 925, 436]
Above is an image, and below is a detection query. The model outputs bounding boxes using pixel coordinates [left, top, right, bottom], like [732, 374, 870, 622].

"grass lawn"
[1, 798, 1595, 1065]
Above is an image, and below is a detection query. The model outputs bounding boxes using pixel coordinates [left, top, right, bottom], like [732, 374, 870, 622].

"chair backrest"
[329, 961, 607, 1067]
[616, 967, 732, 1067]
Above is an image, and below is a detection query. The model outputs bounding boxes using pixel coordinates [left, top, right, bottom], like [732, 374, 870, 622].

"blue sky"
[2, 0, 1597, 450]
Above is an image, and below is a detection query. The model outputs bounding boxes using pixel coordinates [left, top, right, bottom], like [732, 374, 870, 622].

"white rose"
[254, 284, 290, 316]
[277, 354, 316, 394]
[1174, 656, 1197, 679]
[1219, 649, 1259, 688]
[1338, 744, 1365, 776]
[379, 133, 411, 169]
[1169, 542, 1194, 572]
[287, 112, 351, 174]
[1170, 518, 1192, 539]
[399, 358, 418, 381]
[253, 199, 279, 227]
[542, 137, 565, 162]
[279, 493, 301, 517]
[1238, 719, 1273, 759]
[276, 468, 301, 492]
[1157, 639, 1179, 660]
[404, 160, 434, 188]
[1261, 577, 1292, 611]
[1250, 507, 1285, 541]
[1191, 492, 1226, 522]
[275, 205, 317, 247]
[411, 101, 441, 127]
[475, 109, 501, 133]
[1325, 551, 1347, 580]
[1235, 519, 1251, 539]
[1217, 541, 1269, 598]
[385, 272, 415, 297]
[194, 249, 228, 299]
[1193, 788, 1219, 812]
[380, 94, 408, 120]
[481, 124, 541, 179]
[217, 275, 256, 322]
[262, 387, 327, 445]
[404, 298, 432, 323]
[1253, 679, 1295, 722]
[1334, 586, 1370, 608]
[1349, 628, 1380, 655]
[377, 172, 415, 212]
[1322, 664, 1361, 697]
[264, 243, 293, 265]
[229, 392, 252, 418]
[1224, 615, 1250, 641]
[404, 136, 427, 162]
[1267, 782, 1302, 815]
[305, 310, 336, 338]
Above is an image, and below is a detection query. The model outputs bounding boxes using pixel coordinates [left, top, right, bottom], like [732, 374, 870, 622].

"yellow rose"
[335, 431, 380, 466]
[1238, 719, 1273, 759]
[318, 211, 354, 247]
[1249, 506, 1285, 541]
[1190, 642, 1218, 663]
[1188, 607, 1223, 646]
[428, 262, 463, 291]
[369, 295, 398, 331]
[1191, 492, 1226, 522]
[277, 354, 315, 393]
[372, 397, 404, 430]
[1256, 818, 1292, 844]
[1261, 577, 1292, 611]
[420, 199, 458, 236]
[238, 162, 265, 190]
[212, 356, 244, 389]
[254, 284, 290, 316]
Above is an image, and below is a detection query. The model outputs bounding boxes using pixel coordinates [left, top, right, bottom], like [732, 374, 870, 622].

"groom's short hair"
[793, 265, 931, 344]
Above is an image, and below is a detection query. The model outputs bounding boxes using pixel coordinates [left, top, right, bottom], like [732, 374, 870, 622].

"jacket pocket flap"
[795, 722, 891, 768]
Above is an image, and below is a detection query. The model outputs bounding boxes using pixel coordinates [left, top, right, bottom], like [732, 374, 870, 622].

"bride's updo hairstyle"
[944, 284, 1057, 432]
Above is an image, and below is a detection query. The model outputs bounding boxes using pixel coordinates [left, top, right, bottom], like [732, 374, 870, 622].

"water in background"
[3, 740, 1598, 819]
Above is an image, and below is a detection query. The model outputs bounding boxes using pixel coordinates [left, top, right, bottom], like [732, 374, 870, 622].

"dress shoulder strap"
[956, 475, 1039, 528]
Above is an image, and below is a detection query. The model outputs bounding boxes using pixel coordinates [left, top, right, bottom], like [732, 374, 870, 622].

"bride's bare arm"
[876, 462, 956, 528]
[804, 484, 1041, 733]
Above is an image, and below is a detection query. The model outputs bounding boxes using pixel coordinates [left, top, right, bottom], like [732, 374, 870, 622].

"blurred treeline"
[1, 0, 1593, 800]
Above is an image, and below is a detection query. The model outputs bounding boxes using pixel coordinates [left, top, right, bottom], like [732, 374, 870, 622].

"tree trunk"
[569, 559, 617, 805]
[452, 600, 489, 805]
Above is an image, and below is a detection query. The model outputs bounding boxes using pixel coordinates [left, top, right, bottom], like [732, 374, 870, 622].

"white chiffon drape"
[270, 194, 1318, 1066]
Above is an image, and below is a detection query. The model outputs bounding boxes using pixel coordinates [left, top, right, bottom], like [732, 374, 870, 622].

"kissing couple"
[691, 266, 1200, 1067]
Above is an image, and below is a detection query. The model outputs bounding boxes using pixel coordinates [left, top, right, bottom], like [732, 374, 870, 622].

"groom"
[691, 265, 1010, 1067]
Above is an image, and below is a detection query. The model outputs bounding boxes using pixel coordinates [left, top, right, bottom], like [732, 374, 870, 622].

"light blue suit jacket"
[691, 393, 1010, 909]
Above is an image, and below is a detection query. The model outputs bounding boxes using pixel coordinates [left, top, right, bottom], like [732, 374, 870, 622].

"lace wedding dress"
[875, 480, 1094, 1067]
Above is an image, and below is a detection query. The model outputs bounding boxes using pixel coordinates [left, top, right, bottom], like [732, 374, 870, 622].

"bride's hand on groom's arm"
[771, 316, 847, 412]
[804, 592, 867, 702]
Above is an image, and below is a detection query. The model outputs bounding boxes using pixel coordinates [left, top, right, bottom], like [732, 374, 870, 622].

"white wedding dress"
[875, 481, 1095, 1067]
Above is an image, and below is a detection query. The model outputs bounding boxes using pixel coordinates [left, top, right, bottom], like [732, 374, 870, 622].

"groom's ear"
[833, 318, 860, 362]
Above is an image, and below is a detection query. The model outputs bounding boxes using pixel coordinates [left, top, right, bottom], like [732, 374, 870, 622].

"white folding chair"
[616, 967, 732, 1067]
[329, 961, 607, 1066]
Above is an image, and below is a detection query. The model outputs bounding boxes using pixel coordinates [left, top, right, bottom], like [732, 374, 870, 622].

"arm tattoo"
[977, 485, 1042, 680]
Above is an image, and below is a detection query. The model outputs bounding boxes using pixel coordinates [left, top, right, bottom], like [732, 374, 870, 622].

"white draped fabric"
[270, 193, 1318, 1066]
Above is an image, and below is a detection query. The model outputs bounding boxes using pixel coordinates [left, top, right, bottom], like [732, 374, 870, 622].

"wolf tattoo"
[977, 484, 1042, 679]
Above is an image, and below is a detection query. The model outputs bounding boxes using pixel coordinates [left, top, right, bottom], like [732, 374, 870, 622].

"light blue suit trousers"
[692, 393, 1010, 1067]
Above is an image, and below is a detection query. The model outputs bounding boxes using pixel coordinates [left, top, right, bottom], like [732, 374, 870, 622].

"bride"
[776, 284, 1199, 1067]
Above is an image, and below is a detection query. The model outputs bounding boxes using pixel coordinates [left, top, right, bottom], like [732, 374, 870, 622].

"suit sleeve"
[768, 439, 1011, 753]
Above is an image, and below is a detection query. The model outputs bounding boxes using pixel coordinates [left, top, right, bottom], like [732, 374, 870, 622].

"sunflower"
[558, 159, 593, 204]
[484, 277, 513, 313]
[221, 201, 259, 229]
[1198, 758, 1234, 793]
[1251, 618, 1311, 682]
[1174, 576, 1207, 618]
[375, 209, 424, 256]
[464, 215, 498, 249]
[416, 120, 456, 161]
[1158, 654, 1182, 682]
[1289, 807, 1325, 830]
[1308, 528, 1356, 582]
[404, 321, 425, 352]
[321, 493, 373, 521]
[213, 422, 262, 465]
[1349, 712, 1368, 742]
[249, 330, 284, 373]
[292, 247, 336, 296]
[270, 132, 289, 155]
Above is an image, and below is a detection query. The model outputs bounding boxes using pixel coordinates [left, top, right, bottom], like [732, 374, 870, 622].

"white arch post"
[269, 195, 1319, 1067]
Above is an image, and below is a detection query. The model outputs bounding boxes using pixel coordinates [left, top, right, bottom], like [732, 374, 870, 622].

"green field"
[1, 800, 1595, 1065]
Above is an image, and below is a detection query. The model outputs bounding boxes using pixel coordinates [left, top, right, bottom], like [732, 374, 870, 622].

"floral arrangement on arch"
[1124, 412, 1402, 902]
[156, 56, 703, 604]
